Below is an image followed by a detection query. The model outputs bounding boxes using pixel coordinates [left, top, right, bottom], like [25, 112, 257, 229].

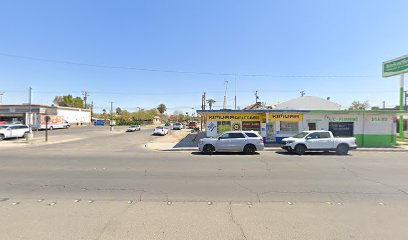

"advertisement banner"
[208, 113, 261, 121]
[268, 113, 303, 122]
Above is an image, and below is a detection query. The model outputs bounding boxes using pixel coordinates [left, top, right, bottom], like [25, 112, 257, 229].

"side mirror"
[306, 136, 312, 140]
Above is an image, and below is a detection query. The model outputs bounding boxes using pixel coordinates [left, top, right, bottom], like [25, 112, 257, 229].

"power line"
[0, 52, 378, 78]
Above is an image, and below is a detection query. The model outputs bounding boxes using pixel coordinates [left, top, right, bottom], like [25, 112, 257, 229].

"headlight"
[199, 140, 203, 144]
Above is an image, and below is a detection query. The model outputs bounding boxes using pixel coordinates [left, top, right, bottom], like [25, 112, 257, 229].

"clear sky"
[1, 0, 407, 114]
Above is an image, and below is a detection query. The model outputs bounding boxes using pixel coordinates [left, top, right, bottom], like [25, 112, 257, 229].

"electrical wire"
[0, 52, 378, 78]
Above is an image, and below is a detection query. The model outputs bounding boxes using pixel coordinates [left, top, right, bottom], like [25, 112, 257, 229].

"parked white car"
[281, 130, 357, 155]
[198, 131, 264, 154]
[0, 124, 32, 140]
[126, 125, 141, 132]
[153, 126, 169, 136]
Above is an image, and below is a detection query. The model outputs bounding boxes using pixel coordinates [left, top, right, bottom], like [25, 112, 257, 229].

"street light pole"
[110, 101, 113, 131]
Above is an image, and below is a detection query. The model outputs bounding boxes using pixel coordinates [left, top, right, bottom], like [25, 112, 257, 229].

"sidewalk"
[146, 132, 408, 152]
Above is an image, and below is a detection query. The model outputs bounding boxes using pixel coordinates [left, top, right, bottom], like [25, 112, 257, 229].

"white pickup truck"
[281, 130, 357, 155]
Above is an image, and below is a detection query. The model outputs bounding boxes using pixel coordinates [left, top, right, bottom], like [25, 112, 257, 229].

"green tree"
[157, 104, 167, 114]
[53, 95, 84, 108]
[116, 107, 123, 115]
[207, 99, 216, 110]
[349, 100, 370, 110]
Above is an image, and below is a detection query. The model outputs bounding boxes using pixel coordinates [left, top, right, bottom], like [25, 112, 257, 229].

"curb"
[153, 147, 408, 153]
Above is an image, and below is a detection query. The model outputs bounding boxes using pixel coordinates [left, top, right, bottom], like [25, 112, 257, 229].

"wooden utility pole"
[82, 91, 90, 109]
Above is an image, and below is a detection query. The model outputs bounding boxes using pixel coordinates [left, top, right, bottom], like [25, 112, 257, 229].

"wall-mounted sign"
[268, 113, 303, 122]
[232, 122, 241, 130]
[208, 114, 261, 121]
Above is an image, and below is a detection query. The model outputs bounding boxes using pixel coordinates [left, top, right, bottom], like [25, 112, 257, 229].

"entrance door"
[308, 122, 317, 131]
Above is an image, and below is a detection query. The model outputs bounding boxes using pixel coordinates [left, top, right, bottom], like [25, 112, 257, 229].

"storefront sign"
[371, 117, 388, 122]
[208, 114, 261, 121]
[383, 55, 408, 77]
[328, 117, 358, 122]
[268, 113, 303, 122]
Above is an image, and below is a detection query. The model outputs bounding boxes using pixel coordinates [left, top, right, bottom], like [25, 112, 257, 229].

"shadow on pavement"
[173, 132, 206, 148]
[275, 151, 347, 156]
[191, 151, 260, 156]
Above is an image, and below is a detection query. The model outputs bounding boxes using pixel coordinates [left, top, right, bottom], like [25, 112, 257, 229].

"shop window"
[329, 122, 354, 137]
[217, 121, 231, 133]
[308, 122, 316, 130]
[280, 121, 299, 133]
[242, 121, 260, 132]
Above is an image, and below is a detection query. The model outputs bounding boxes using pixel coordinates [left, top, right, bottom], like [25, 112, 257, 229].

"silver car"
[198, 131, 264, 154]
[126, 125, 141, 132]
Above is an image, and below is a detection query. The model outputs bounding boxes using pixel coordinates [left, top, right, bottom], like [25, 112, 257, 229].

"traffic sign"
[383, 55, 408, 77]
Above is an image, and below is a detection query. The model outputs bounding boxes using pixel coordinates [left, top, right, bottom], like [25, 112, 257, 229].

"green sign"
[383, 55, 408, 77]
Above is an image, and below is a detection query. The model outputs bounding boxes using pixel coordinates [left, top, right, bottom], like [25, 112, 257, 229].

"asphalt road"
[1, 126, 408, 239]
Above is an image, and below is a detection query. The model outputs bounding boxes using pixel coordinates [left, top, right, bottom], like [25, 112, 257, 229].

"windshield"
[0, 126, 8, 129]
[292, 132, 309, 138]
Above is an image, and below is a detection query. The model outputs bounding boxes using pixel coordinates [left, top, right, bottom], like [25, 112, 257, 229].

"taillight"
[260, 138, 264, 143]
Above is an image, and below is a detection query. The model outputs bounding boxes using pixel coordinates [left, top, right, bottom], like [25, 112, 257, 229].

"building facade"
[0, 104, 91, 126]
[197, 109, 402, 147]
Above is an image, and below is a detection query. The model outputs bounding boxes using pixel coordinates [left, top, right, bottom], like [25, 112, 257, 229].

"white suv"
[198, 131, 264, 154]
[0, 124, 32, 140]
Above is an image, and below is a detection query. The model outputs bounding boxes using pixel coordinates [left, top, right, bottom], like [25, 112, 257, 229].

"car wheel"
[23, 132, 29, 138]
[50, 126, 53, 130]
[294, 145, 306, 155]
[203, 144, 215, 155]
[0, 134, 4, 141]
[336, 144, 349, 155]
[243, 144, 256, 155]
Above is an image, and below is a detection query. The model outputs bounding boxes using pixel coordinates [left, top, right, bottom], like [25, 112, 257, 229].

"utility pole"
[300, 90, 305, 97]
[28, 87, 32, 125]
[82, 91, 90, 109]
[91, 101, 94, 122]
[0, 91, 4, 104]
[223, 80, 228, 109]
[405, 90, 408, 111]
[137, 107, 141, 123]
[234, 77, 237, 110]
[255, 90, 259, 104]
[399, 75, 405, 139]
[382, 101, 386, 109]
[110, 101, 114, 131]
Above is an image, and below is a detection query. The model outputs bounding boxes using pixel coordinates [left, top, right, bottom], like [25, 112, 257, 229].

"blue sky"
[1, 0, 407, 114]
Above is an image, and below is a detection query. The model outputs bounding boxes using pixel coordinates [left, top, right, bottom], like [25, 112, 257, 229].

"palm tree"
[207, 99, 216, 110]
[157, 104, 167, 114]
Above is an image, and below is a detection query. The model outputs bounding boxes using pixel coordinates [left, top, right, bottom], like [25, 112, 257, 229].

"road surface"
[1, 127, 408, 239]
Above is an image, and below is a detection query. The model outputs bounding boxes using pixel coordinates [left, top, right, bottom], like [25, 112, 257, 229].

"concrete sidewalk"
[146, 132, 408, 152]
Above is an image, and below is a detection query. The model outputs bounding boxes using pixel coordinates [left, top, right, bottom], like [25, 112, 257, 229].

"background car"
[173, 122, 183, 130]
[153, 126, 169, 136]
[0, 124, 32, 140]
[188, 121, 197, 129]
[126, 125, 141, 132]
[198, 131, 264, 154]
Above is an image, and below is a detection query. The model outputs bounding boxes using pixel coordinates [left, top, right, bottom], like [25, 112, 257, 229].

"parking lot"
[1, 126, 408, 239]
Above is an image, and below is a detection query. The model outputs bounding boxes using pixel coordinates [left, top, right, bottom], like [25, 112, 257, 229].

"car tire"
[243, 144, 256, 155]
[294, 144, 306, 155]
[336, 144, 349, 155]
[50, 126, 53, 130]
[23, 132, 29, 138]
[0, 134, 4, 141]
[203, 144, 215, 155]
